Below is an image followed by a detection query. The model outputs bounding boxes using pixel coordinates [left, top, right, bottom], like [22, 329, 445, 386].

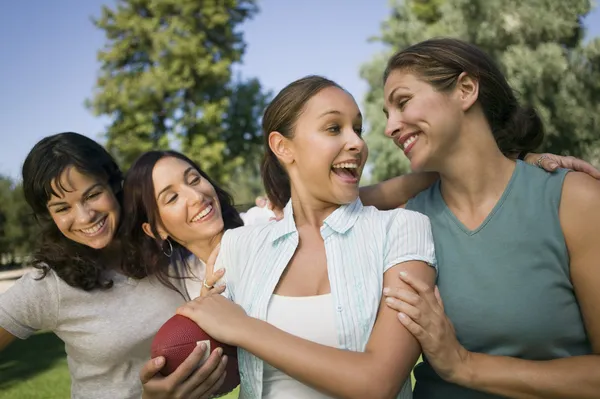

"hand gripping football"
[151, 314, 240, 396]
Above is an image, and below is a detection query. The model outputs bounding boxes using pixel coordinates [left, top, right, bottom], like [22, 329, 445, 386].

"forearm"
[236, 317, 416, 399]
[456, 352, 600, 399]
[359, 172, 438, 210]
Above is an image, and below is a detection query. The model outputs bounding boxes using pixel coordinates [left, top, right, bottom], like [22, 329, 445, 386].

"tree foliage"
[0, 177, 38, 266]
[361, 0, 600, 181]
[87, 0, 270, 185]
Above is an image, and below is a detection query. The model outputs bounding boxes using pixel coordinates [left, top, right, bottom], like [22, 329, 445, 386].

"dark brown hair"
[22, 132, 123, 290]
[260, 75, 342, 210]
[384, 38, 544, 155]
[120, 150, 243, 293]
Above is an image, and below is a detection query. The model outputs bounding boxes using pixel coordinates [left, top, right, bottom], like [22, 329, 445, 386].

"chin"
[78, 234, 113, 250]
[334, 189, 360, 205]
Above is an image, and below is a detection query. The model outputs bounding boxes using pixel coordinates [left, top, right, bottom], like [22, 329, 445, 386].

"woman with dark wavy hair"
[120, 150, 244, 299]
[0, 132, 226, 399]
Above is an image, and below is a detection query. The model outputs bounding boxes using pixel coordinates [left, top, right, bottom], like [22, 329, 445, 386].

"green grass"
[0, 331, 417, 398]
[0, 332, 70, 399]
[0, 331, 239, 399]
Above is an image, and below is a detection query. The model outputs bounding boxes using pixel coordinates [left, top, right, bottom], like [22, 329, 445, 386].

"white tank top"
[262, 294, 338, 399]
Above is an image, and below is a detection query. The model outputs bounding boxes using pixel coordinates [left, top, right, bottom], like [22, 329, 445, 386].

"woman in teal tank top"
[376, 38, 600, 398]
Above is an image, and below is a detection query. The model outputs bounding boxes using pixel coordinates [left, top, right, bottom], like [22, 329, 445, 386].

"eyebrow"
[156, 167, 195, 200]
[387, 86, 410, 104]
[318, 110, 363, 120]
[47, 183, 103, 208]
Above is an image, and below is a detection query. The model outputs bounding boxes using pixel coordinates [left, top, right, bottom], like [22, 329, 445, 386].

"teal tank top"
[406, 161, 591, 399]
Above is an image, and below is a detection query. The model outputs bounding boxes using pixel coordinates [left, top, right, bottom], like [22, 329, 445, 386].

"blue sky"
[1, 0, 599, 180]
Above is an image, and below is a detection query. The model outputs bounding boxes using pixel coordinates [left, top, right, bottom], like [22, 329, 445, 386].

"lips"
[190, 203, 214, 223]
[79, 216, 107, 236]
[396, 131, 421, 155]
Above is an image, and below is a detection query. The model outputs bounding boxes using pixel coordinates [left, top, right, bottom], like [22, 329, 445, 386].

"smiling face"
[47, 166, 121, 249]
[275, 86, 368, 206]
[383, 69, 464, 172]
[144, 156, 224, 248]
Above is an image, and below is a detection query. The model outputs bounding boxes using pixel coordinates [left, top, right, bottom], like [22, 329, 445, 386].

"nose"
[183, 185, 204, 205]
[384, 113, 402, 139]
[345, 129, 366, 154]
[74, 203, 96, 225]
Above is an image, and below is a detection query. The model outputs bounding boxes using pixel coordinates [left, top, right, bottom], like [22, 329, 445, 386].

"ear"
[455, 72, 479, 112]
[268, 131, 294, 166]
[142, 222, 166, 240]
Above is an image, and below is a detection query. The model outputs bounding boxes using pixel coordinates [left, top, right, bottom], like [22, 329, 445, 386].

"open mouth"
[79, 216, 107, 236]
[331, 162, 359, 182]
[399, 132, 421, 154]
[190, 203, 214, 223]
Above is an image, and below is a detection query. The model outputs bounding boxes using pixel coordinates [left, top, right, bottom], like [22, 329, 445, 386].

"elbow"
[347, 373, 405, 399]
[370, 385, 403, 399]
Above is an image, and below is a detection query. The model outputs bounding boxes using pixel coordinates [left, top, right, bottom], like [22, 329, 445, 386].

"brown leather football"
[151, 314, 240, 395]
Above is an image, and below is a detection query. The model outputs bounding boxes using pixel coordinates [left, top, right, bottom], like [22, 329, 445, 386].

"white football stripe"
[196, 340, 211, 364]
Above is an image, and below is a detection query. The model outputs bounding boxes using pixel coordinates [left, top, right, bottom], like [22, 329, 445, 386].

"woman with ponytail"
[376, 38, 600, 398]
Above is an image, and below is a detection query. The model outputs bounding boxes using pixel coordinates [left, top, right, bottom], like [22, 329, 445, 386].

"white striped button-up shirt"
[216, 198, 437, 398]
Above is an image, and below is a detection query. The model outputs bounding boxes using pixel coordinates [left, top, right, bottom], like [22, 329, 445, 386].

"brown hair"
[120, 150, 243, 293]
[22, 132, 123, 291]
[384, 38, 544, 155]
[260, 75, 342, 210]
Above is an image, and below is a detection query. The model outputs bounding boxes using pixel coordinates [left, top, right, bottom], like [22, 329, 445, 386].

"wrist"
[231, 315, 257, 347]
[448, 348, 475, 387]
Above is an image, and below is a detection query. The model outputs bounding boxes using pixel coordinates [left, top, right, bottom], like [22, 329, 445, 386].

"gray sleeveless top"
[406, 161, 591, 399]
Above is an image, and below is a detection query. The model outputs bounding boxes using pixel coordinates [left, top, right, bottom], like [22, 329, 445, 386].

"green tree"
[5, 184, 39, 262]
[361, 0, 600, 181]
[87, 0, 270, 185]
[0, 176, 12, 262]
[0, 178, 38, 265]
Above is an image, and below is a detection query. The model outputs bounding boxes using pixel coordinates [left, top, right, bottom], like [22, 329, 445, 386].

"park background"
[1, 0, 599, 397]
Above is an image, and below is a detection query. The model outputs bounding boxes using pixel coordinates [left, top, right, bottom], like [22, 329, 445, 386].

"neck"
[186, 231, 224, 264]
[99, 239, 123, 271]
[289, 188, 341, 230]
[435, 121, 516, 211]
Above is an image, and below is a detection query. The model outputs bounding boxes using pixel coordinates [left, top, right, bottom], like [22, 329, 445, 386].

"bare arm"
[235, 261, 434, 399]
[0, 327, 17, 351]
[448, 172, 600, 399]
[358, 152, 600, 213]
[359, 172, 438, 210]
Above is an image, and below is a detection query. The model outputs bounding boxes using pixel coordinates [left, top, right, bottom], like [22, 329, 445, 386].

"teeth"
[403, 135, 418, 149]
[80, 218, 105, 235]
[332, 163, 358, 169]
[191, 205, 213, 222]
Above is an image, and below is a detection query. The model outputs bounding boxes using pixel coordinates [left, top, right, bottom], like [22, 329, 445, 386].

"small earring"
[162, 238, 173, 258]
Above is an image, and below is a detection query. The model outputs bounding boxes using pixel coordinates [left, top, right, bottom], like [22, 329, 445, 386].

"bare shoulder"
[561, 171, 600, 214]
[560, 171, 600, 243]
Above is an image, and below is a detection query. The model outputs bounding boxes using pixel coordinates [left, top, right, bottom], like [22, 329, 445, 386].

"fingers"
[383, 286, 420, 305]
[201, 244, 223, 297]
[526, 153, 600, 180]
[385, 296, 423, 323]
[208, 285, 226, 296]
[539, 155, 559, 172]
[178, 347, 225, 396]
[139, 356, 166, 384]
[524, 153, 558, 172]
[397, 312, 427, 342]
[569, 158, 600, 179]
[206, 269, 225, 287]
[398, 271, 431, 294]
[168, 342, 210, 384]
[197, 369, 227, 399]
